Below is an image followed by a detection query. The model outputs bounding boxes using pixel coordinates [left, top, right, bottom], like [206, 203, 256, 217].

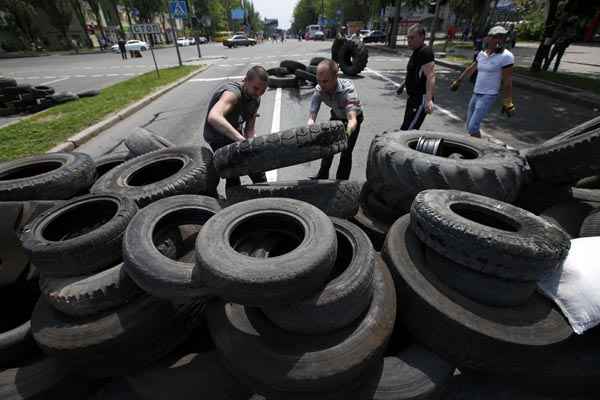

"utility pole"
[389, 0, 401, 48]
[429, 0, 442, 47]
[168, 7, 183, 67]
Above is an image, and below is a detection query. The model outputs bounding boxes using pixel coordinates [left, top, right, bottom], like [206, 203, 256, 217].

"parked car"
[306, 31, 325, 41]
[111, 40, 150, 53]
[223, 35, 256, 48]
[177, 37, 193, 46]
[363, 30, 386, 43]
[358, 30, 371, 40]
[198, 36, 208, 44]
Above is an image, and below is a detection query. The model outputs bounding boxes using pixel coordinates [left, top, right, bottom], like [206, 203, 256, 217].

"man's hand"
[307, 118, 316, 126]
[244, 128, 256, 139]
[345, 125, 354, 137]
[396, 82, 405, 96]
[450, 79, 461, 92]
[502, 98, 515, 117]
[425, 99, 434, 114]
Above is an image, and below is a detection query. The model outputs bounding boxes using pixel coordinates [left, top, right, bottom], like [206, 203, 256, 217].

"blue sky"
[252, 0, 296, 29]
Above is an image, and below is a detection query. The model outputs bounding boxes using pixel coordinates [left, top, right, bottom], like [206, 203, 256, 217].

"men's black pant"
[120, 49, 127, 59]
[401, 94, 428, 131]
[315, 112, 364, 180]
[208, 139, 267, 189]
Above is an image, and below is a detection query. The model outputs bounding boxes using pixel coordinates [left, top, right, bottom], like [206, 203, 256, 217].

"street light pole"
[169, 10, 183, 67]
[390, 0, 401, 48]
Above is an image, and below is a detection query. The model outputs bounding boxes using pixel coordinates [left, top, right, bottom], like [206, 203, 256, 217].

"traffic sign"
[169, 1, 188, 18]
[231, 8, 245, 21]
[132, 24, 161, 35]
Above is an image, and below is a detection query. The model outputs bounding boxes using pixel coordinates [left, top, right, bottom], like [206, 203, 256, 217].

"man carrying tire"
[307, 59, 364, 180]
[204, 66, 269, 188]
[399, 25, 436, 131]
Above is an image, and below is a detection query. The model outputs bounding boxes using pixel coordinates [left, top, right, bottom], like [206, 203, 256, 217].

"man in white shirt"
[450, 26, 515, 138]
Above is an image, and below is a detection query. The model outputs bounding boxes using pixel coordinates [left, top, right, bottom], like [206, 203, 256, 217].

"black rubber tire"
[91, 146, 218, 207]
[21, 193, 139, 278]
[410, 190, 570, 281]
[310, 57, 326, 66]
[571, 175, 600, 203]
[124, 195, 221, 299]
[31, 295, 202, 378]
[268, 74, 299, 88]
[367, 131, 527, 210]
[337, 40, 369, 76]
[195, 198, 337, 306]
[77, 89, 101, 98]
[206, 257, 396, 393]
[214, 121, 346, 179]
[360, 183, 405, 224]
[94, 151, 131, 180]
[0, 357, 72, 400]
[350, 206, 390, 252]
[331, 38, 345, 62]
[424, 246, 537, 307]
[540, 201, 595, 239]
[356, 345, 454, 400]
[0, 77, 17, 90]
[280, 60, 306, 73]
[267, 67, 290, 77]
[382, 215, 573, 375]
[31, 86, 54, 97]
[262, 217, 375, 335]
[294, 69, 317, 85]
[2, 85, 31, 97]
[124, 127, 174, 157]
[0, 203, 31, 288]
[50, 92, 79, 104]
[225, 179, 361, 218]
[580, 208, 600, 237]
[513, 180, 572, 215]
[525, 122, 600, 184]
[0, 152, 95, 201]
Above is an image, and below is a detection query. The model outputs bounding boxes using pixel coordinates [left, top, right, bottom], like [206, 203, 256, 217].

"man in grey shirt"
[204, 66, 268, 188]
[307, 59, 364, 180]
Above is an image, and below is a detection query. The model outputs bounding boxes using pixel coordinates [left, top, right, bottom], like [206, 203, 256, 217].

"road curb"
[47, 64, 208, 153]
[368, 44, 600, 109]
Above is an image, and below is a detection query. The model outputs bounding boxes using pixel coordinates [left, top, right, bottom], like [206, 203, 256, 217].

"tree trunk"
[429, 0, 442, 47]
[112, 1, 125, 38]
[531, 0, 560, 72]
[71, 0, 92, 47]
[389, 0, 401, 48]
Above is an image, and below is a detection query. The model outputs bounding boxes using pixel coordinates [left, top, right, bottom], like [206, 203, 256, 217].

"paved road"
[72, 40, 597, 195]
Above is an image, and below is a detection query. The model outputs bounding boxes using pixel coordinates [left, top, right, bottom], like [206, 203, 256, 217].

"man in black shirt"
[399, 25, 436, 130]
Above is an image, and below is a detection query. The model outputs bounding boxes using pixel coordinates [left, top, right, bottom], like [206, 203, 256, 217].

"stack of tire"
[332, 38, 369, 76]
[519, 115, 600, 239]
[383, 189, 600, 395]
[356, 130, 528, 249]
[267, 60, 318, 88]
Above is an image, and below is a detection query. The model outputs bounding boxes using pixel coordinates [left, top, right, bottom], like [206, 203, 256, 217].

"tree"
[86, 0, 107, 41]
[0, 0, 40, 47]
[127, 0, 164, 23]
[291, 0, 318, 33]
[33, 0, 75, 49]
[70, 0, 93, 47]
[103, 0, 127, 38]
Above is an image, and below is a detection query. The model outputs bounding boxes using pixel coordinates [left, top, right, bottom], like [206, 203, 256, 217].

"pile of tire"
[267, 59, 318, 88]
[355, 130, 528, 250]
[0, 76, 100, 116]
[332, 38, 369, 76]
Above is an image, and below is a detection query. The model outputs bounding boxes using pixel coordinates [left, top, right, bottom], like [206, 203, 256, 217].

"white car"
[177, 37, 192, 46]
[111, 40, 149, 52]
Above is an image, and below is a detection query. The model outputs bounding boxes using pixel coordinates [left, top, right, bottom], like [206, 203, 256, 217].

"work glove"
[345, 126, 354, 137]
[396, 82, 405, 95]
[502, 98, 516, 117]
[450, 80, 460, 92]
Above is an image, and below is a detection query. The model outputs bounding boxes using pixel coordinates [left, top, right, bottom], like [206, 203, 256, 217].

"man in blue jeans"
[451, 26, 515, 137]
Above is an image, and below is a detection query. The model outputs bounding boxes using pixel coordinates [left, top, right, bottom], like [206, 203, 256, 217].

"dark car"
[363, 30, 386, 43]
[223, 35, 257, 48]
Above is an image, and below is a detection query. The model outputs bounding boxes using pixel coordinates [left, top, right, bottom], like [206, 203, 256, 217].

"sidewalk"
[367, 43, 600, 109]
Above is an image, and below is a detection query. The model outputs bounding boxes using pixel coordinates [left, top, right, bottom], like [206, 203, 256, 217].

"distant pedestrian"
[398, 24, 436, 131]
[450, 26, 515, 138]
[118, 38, 127, 60]
[508, 24, 517, 48]
[307, 59, 364, 180]
[204, 66, 269, 188]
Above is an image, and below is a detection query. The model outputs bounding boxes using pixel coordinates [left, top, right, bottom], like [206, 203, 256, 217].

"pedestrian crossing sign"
[169, 1, 188, 18]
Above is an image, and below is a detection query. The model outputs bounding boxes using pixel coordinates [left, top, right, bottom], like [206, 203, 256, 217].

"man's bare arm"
[207, 91, 245, 142]
[423, 61, 435, 113]
[244, 113, 257, 139]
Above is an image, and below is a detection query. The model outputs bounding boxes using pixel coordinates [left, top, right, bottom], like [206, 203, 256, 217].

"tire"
[31, 86, 54, 97]
[195, 198, 337, 306]
[356, 345, 454, 400]
[410, 190, 571, 281]
[525, 124, 600, 184]
[225, 180, 361, 218]
[367, 131, 527, 211]
[360, 183, 405, 224]
[21, 194, 139, 278]
[262, 218, 375, 335]
[331, 38, 345, 62]
[77, 89, 101, 98]
[206, 257, 396, 393]
[294, 69, 317, 85]
[268, 74, 299, 88]
[0, 357, 71, 400]
[540, 201, 594, 239]
[337, 40, 369, 76]
[424, 246, 537, 307]
[267, 67, 290, 77]
[571, 175, 600, 203]
[124, 195, 221, 299]
[513, 180, 572, 215]
[124, 127, 174, 157]
[382, 215, 573, 376]
[0, 77, 17, 90]
[31, 295, 202, 378]
[0, 152, 95, 201]
[350, 206, 390, 252]
[50, 92, 79, 104]
[2, 85, 31, 97]
[280, 60, 306, 73]
[310, 57, 326, 66]
[94, 151, 130, 180]
[214, 121, 346, 179]
[91, 146, 218, 207]
[0, 203, 31, 288]
[580, 208, 600, 237]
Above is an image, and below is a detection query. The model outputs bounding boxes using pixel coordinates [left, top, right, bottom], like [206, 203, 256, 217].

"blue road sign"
[169, 1, 188, 18]
[231, 8, 245, 21]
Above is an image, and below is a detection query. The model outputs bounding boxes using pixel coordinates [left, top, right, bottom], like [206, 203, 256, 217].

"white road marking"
[266, 88, 282, 182]
[189, 76, 244, 82]
[40, 76, 69, 85]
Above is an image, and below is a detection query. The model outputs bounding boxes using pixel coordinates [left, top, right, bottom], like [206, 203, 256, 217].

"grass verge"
[0, 65, 201, 161]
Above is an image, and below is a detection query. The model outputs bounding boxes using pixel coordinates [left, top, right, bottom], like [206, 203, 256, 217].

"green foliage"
[126, 0, 165, 22]
[0, 0, 39, 45]
[32, 0, 74, 46]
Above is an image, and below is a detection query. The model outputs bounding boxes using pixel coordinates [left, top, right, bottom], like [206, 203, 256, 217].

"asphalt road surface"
[63, 40, 598, 196]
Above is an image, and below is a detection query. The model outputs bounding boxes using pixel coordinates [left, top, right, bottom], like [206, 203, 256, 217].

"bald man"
[307, 59, 364, 180]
